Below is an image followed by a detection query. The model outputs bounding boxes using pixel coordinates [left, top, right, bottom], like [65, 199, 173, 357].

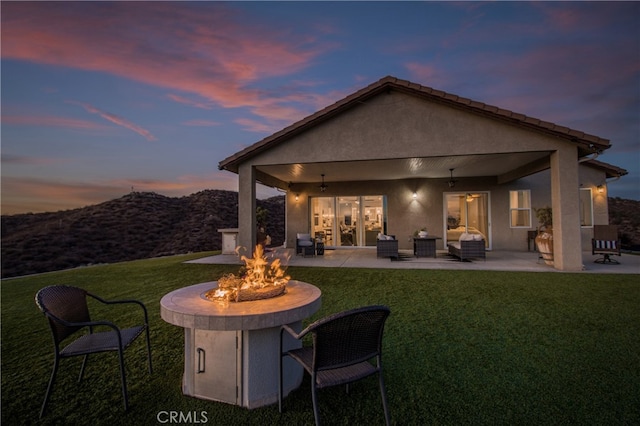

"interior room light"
[466, 193, 474, 202]
[412, 192, 417, 199]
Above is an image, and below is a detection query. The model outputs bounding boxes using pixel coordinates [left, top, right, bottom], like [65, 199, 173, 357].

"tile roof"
[583, 158, 628, 178]
[220, 75, 612, 172]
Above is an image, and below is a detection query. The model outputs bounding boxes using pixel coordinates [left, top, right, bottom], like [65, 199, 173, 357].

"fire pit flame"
[205, 245, 290, 303]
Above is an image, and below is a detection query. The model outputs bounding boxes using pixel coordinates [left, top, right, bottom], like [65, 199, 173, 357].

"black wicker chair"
[296, 233, 316, 257]
[35, 285, 152, 418]
[376, 235, 398, 259]
[279, 305, 391, 425]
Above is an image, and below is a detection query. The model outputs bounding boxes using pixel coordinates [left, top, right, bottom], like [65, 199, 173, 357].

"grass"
[2, 252, 639, 425]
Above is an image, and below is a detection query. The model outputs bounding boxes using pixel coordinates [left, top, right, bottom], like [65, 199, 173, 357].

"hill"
[1, 192, 638, 278]
[1, 190, 284, 278]
[608, 197, 640, 249]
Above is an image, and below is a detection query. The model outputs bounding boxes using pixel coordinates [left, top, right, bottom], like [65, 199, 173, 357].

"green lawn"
[2, 253, 639, 425]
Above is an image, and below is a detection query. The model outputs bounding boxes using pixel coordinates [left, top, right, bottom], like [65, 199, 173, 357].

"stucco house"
[219, 76, 627, 271]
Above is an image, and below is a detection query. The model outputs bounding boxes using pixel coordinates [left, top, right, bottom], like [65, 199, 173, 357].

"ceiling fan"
[466, 193, 481, 202]
[319, 174, 328, 192]
[448, 168, 458, 188]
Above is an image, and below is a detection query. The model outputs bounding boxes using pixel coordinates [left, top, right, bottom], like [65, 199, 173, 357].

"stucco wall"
[250, 92, 562, 167]
[285, 165, 607, 253]
[234, 89, 608, 268]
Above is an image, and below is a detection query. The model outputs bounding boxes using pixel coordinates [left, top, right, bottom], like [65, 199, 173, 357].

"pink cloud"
[167, 94, 213, 110]
[68, 101, 156, 141]
[182, 119, 221, 127]
[1, 2, 329, 125]
[530, 2, 617, 32]
[479, 42, 637, 124]
[1, 154, 63, 166]
[235, 118, 277, 134]
[1, 114, 104, 130]
[404, 63, 452, 89]
[1, 171, 239, 215]
[231, 86, 350, 133]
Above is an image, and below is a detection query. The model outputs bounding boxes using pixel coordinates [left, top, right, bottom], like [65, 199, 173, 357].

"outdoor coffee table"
[413, 236, 441, 258]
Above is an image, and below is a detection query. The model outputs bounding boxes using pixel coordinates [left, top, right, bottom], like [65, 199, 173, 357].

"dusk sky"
[2, 1, 639, 215]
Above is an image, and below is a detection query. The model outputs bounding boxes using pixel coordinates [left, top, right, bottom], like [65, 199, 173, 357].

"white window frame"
[509, 189, 532, 228]
[580, 188, 594, 228]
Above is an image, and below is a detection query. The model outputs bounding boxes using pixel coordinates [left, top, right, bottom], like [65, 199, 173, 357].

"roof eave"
[583, 158, 629, 178]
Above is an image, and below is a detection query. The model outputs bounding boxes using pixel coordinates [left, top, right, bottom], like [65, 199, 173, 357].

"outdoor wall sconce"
[597, 185, 605, 194]
[295, 194, 299, 201]
[412, 192, 417, 199]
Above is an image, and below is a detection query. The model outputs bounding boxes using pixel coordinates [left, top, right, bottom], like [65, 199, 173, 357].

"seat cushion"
[594, 240, 617, 249]
[60, 326, 145, 357]
[287, 346, 378, 389]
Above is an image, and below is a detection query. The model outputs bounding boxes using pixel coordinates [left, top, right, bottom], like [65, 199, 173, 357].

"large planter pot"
[535, 230, 554, 265]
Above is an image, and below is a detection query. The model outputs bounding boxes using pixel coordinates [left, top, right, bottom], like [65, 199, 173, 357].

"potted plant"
[534, 206, 553, 265]
[256, 206, 270, 247]
[413, 227, 428, 238]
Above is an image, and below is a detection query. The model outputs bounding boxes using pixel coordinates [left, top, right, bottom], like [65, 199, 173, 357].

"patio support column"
[550, 147, 583, 271]
[238, 163, 257, 252]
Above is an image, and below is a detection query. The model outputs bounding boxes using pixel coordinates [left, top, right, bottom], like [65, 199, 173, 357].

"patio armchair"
[448, 233, 486, 261]
[592, 224, 621, 264]
[296, 233, 315, 257]
[278, 305, 391, 426]
[376, 234, 398, 259]
[35, 285, 152, 418]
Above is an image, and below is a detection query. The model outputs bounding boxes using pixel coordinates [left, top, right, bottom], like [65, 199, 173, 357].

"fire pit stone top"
[160, 280, 322, 331]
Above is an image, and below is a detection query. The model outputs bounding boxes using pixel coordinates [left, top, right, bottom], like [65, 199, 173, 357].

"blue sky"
[2, 1, 638, 215]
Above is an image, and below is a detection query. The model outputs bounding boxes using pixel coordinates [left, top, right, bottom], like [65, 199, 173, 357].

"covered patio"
[219, 76, 628, 273]
[188, 248, 639, 274]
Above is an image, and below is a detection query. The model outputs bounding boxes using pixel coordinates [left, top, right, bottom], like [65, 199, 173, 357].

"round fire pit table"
[160, 280, 321, 408]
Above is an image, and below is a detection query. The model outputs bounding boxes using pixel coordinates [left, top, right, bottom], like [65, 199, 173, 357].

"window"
[509, 190, 531, 228]
[310, 196, 386, 247]
[445, 192, 491, 248]
[580, 188, 593, 227]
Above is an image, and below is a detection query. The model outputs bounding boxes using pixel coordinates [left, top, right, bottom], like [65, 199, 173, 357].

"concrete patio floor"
[187, 247, 639, 274]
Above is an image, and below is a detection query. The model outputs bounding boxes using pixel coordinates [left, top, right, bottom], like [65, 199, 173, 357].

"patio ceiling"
[257, 151, 552, 185]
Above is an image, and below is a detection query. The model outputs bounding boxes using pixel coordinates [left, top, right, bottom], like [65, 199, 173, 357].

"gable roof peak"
[219, 75, 611, 172]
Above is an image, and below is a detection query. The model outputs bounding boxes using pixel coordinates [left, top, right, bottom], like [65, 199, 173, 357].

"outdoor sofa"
[448, 233, 486, 261]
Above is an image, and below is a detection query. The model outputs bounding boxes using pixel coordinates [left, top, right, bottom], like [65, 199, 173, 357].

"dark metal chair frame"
[592, 224, 621, 264]
[35, 285, 152, 418]
[279, 305, 391, 426]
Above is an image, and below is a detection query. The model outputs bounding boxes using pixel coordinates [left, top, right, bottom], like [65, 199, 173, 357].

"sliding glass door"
[310, 195, 386, 247]
[310, 197, 335, 245]
[444, 192, 491, 248]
